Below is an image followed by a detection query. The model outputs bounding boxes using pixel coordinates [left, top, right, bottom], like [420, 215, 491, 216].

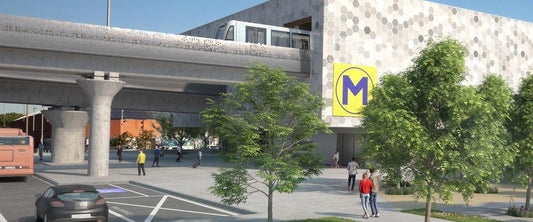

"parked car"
[122, 146, 136, 151]
[35, 184, 108, 222]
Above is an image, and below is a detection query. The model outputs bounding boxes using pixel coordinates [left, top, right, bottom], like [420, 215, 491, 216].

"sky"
[0, 0, 531, 114]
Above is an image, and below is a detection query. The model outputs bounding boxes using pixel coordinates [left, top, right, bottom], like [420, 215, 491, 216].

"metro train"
[215, 20, 311, 50]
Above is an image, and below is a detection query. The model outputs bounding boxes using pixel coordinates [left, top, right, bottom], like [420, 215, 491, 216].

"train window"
[291, 33, 310, 50]
[225, 25, 234, 41]
[271, 30, 290, 47]
[246, 26, 266, 44]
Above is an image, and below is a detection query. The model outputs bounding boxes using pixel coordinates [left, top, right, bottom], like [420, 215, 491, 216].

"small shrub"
[474, 185, 498, 194]
[385, 186, 415, 195]
[385, 180, 412, 188]
[507, 205, 533, 218]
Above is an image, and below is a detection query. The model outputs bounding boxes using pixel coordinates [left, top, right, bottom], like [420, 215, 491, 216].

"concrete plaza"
[33, 150, 531, 222]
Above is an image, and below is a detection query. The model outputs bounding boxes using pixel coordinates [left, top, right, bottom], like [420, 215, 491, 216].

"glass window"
[245, 26, 266, 44]
[44, 189, 54, 198]
[0, 137, 30, 145]
[58, 192, 99, 201]
[291, 33, 310, 50]
[271, 30, 290, 47]
[257, 28, 266, 44]
[215, 24, 226, 39]
[225, 25, 234, 41]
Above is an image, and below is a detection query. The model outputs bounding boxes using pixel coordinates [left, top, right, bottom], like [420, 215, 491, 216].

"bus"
[215, 20, 311, 50]
[0, 128, 34, 177]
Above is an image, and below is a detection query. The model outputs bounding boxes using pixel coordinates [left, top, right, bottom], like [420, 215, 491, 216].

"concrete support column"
[42, 109, 88, 164]
[77, 71, 124, 177]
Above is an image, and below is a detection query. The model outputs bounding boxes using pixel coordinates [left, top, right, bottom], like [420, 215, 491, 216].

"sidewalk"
[33, 151, 530, 222]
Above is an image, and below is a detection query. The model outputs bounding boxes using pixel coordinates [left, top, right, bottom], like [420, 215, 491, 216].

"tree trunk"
[425, 188, 432, 222]
[268, 184, 274, 222]
[396, 167, 402, 189]
[526, 168, 532, 210]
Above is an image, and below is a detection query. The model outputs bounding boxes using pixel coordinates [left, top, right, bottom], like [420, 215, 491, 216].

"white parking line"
[145, 195, 167, 222]
[167, 194, 239, 216]
[109, 184, 149, 197]
[106, 200, 231, 217]
[33, 175, 54, 186]
[0, 213, 7, 222]
[108, 210, 136, 222]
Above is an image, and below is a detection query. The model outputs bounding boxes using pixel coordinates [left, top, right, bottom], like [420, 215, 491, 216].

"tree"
[135, 130, 154, 149]
[201, 63, 330, 222]
[153, 114, 197, 149]
[509, 72, 533, 210]
[360, 39, 513, 222]
[188, 127, 210, 149]
[154, 113, 175, 143]
[0, 112, 24, 128]
[110, 132, 133, 148]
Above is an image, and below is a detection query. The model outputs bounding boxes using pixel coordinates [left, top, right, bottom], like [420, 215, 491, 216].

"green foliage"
[202, 63, 330, 222]
[135, 130, 154, 149]
[0, 112, 24, 128]
[286, 217, 356, 222]
[507, 205, 533, 218]
[360, 39, 513, 222]
[154, 114, 201, 149]
[110, 132, 133, 147]
[404, 208, 502, 222]
[385, 186, 416, 195]
[508, 72, 533, 209]
[474, 185, 498, 194]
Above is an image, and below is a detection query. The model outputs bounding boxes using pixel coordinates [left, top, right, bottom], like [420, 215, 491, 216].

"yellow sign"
[333, 63, 377, 117]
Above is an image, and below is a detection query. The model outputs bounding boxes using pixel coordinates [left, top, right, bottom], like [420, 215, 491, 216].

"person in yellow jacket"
[137, 149, 146, 176]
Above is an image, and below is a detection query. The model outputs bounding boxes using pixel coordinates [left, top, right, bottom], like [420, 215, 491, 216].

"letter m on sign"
[343, 75, 368, 105]
[333, 63, 377, 117]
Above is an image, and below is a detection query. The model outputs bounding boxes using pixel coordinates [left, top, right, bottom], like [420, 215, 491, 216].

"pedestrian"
[332, 149, 339, 168]
[369, 168, 380, 217]
[38, 139, 44, 160]
[197, 149, 202, 165]
[359, 172, 374, 219]
[152, 147, 161, 167]
[117, 146, 123, 162]
[175, 146, 183, 162]
[137, 149, 146, 176]
[347, 157, 359, 191]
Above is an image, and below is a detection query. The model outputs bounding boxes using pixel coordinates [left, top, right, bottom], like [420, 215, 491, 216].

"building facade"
[185, 0, 533, 165]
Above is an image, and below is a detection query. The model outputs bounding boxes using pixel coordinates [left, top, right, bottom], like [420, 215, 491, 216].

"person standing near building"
[137, 149, 146, 176]
[152, 147, 161, 167]
[359, 172, 374, 219]
[117, 146, 123, 162]
[175, 146, 183, 162]
[369, 168, 380, 217]
[197, 149, 202, 165]
[347, 157, 359, 191]
[38, 139, 44, 160]
[331, 150, 340, 168]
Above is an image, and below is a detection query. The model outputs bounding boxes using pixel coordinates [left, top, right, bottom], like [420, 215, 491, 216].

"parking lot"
[96, 183, 238, 221]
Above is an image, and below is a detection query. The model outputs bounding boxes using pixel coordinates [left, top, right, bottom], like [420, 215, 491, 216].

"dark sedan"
[35, 184, 108, 222]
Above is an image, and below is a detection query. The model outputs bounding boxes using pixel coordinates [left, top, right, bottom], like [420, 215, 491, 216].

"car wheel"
[34, 207, 43, 222]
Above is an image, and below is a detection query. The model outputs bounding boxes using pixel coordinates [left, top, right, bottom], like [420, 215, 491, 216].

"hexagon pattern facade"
[186, 0, 533, 128]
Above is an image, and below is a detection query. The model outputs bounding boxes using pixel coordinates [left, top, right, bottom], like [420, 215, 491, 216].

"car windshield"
[58, 192, 99, 201]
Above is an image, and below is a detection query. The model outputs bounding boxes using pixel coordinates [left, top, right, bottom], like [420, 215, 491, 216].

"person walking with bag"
[347, 157, 359, 191]
[359, 172, 374, 219]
